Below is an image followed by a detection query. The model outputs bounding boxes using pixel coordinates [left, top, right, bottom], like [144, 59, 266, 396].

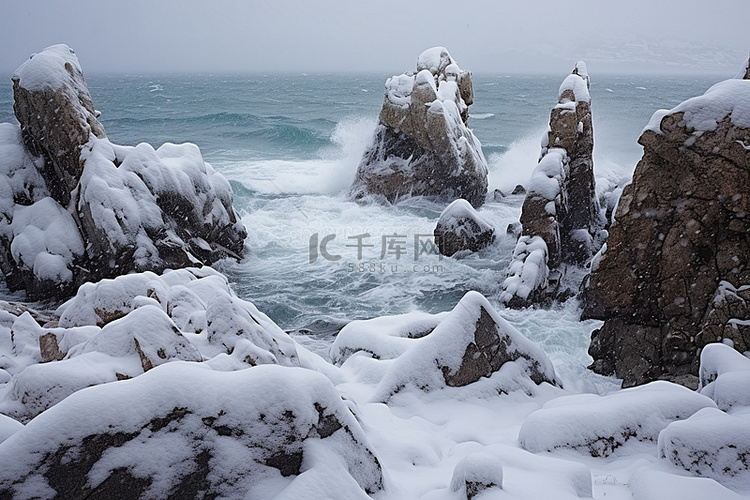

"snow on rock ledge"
[372, 291, 559, 401]
[0, 44, 246, 300]
[350, 47, 488, 208]
[519, 381, 716, 457]
[0, 362, 384, 499]
[433, 198, 495, 257]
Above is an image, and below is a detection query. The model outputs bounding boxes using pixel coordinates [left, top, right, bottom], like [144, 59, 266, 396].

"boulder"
[350, 47, 488, 208]
[0, 363, 385, 500]
[582, 77, 750, 387]
[658, 407, 750, 489]
[0, 45, 247, 300]
[434, 198, 495, 256]
[501, 62, 606, 307]
[373, 291, 559, 401]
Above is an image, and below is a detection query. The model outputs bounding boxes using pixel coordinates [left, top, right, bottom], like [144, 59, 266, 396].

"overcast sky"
[1, 0, 748, 76]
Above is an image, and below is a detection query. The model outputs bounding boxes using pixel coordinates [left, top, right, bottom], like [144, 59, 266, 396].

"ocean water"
[0, 71, 727, 362]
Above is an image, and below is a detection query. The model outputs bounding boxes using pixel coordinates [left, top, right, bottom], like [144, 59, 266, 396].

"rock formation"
[583, 74, 750, 387]
[350, 47, 488, 208]
[0, 45, 247, 300]
[501, 62, 606, 307]
[4, 267, 299, 421]
[434, 198, 495, 256]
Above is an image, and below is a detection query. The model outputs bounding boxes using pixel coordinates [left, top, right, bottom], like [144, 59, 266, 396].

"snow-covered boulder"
[1, 267, 299, 421]
[502, 62, 605, 308]
[519, 381, 716, 457]
[434, 198, 495, 257]
[373, 291, 558, 401]
[0, 362, 385, 499]
[583, 75, 750, 387]
[658, 407, 750, 488]
[350, 47, 488, 208]
[698, 342, 750, 412]
[0, 44, 246, 300]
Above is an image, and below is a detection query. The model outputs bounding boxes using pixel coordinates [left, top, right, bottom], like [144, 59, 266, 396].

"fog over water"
[1, 0, 748, 76]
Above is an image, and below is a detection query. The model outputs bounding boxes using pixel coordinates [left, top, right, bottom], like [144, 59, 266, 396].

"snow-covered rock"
[330, 310, 446, 365]
[658, 407, 750, 489]
[500, 235, 550, 307]
[0, 362, 385, 500]
[11, 44, 105, 206]
[350, 47, 488, 208]
[697, 281, 750, 354]
[0, 414, 22, 445]
[450, 452, 504, 499]
[0, 44, 246, 300]
[698, 342, 750, 412]
[434, 198, 495, 257]
[502, 62, 605, 308]
[584, 74, 750, 387]
[519, 381, 716, 457]
[373, 291, 559, 401]
[1, 267, 299, 421]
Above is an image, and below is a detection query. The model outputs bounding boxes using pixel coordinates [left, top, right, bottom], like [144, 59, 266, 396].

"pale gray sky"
[1, 0, 748, 76]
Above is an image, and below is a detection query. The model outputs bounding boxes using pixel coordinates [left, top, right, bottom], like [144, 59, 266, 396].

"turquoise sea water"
[0, 71, 728, 351]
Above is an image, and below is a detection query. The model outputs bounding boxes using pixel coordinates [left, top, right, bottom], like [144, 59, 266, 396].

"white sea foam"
[486, 127, 547, 193]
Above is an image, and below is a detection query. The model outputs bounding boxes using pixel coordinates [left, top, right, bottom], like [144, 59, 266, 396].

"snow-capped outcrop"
[0, 44, 246, 299]
[0, 362, 384, 500]
[433, 198, 495, 257]
[1, 267, 299, 421]
[11, 44, 105, 207]
[502, 62, 606, 307]
[583, 75, 750, 387]
[369, 291, 559, 401]
[519, 381, 716, 457]
[350, 47, 488, 208]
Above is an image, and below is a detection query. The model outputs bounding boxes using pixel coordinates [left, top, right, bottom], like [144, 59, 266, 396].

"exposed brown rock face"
[583, 77, 750, 387]
[502, 62, 605, 307]
[350, 47, 488, 208]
